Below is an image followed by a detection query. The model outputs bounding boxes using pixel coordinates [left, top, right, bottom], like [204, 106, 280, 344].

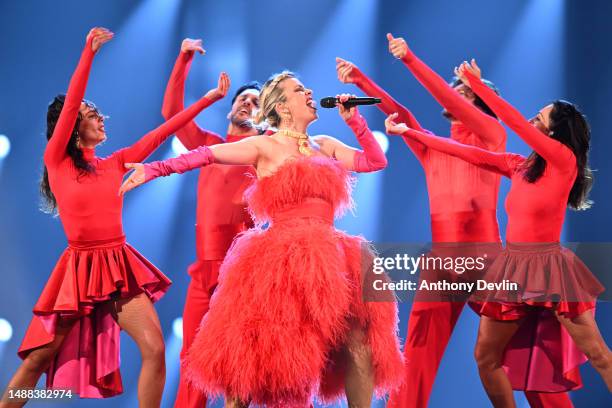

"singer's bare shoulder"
[229, 134, 272, 146]
[311, 134, 338, 145]
[311, 134, 349, 158]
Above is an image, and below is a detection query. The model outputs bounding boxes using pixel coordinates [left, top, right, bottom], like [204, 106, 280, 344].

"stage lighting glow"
[0, 135, 11, 159]
[0, 318, 13, 342]
[373, 130, 389, 154]
[171, 136, 188, 156]
[172, 317, 183, 339]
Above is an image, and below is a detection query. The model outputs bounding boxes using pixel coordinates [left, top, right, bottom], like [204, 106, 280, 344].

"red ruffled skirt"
[18, 236, 171, 398]
[469, 242, 605, 392]
[184, 200, 404, 406]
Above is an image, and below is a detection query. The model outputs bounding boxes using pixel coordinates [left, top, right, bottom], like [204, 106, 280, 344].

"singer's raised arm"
[313, 95, 387, 173]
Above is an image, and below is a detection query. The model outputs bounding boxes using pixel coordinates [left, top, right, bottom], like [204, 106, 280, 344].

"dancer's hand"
[454, 59, 481, 86]
[337, 93, 357, 121]
[336, 57, 358, 84]
[181, 38, 205, 55]
[119, 163, 146, 196]
[205, 72, 230, 102]
[387, 33, 408, 59]
[87, 27, 114, 53]
[385, 113, 409, 135]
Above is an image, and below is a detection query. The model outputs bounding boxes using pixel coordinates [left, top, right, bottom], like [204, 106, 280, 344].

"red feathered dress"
[184, 157, 404, 406]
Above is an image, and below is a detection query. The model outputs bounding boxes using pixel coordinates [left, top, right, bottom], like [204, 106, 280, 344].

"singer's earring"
[76, 132, 81, 148]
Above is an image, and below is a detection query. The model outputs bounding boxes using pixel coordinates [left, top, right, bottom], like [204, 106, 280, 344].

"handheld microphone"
[320, 96, 382, 108]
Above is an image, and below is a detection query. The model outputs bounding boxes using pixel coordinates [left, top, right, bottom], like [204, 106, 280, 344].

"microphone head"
[320, 97, 337, 109]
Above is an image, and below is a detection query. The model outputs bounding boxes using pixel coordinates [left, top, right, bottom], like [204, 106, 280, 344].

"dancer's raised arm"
[118, 87, 225, 163]
[117, 81, 224, 164]
[385, 113, 520, 177]
[458, 61, 575, 170]
[336, 57, 424, 132]
[161, 38, 224, 149]
[336, 57, 427, 162]
[388, 33, 505, 149]
[43, 28, 113, 167]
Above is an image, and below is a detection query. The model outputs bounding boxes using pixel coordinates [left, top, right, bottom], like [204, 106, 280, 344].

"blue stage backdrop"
[0, 1, 610, 407]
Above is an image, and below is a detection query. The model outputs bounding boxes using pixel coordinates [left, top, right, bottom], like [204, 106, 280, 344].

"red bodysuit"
[402, 70, 603, 393]
[161, 50, 257, 408]
[18, 38, 214, 398]
[354, 51, 505, 241]
[352, 48, 572, 407]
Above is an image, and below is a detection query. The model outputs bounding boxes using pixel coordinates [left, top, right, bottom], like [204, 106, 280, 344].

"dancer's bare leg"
[344, 325, 375, 408]
[111, 293, 166, 408]
[474, 316, 524, 408]
[0, 318, 76, 408]
[556, 309, 612, 391]
[225, 397, 249, 407]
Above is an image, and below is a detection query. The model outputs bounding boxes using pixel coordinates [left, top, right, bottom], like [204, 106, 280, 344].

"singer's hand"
[387, 33, 409, 59]
[454, 59, 481, 87]
[337, 94, 357, 121]
[181, 38, 205, 55]
[385, 113, 410, 135]
[336, 57, 358, 84]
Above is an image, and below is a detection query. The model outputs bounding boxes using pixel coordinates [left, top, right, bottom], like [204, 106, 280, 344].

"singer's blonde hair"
[254, 71, 296, 127]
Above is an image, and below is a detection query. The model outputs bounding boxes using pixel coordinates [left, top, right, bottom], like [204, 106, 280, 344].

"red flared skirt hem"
[18, 237, 170, 398]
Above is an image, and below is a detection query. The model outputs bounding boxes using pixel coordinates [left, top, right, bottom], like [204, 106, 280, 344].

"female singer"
[119, 72, 404, 407]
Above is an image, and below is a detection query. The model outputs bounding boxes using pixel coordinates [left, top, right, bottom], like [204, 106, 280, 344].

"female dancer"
[1, 28, 230, 407]
[385, 60, 610, 407]
[120, 72, 404, 407]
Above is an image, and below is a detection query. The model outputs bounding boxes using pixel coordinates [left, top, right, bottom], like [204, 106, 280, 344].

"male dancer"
[336, 33, 572, 408]
[162, 38, 262, 408]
